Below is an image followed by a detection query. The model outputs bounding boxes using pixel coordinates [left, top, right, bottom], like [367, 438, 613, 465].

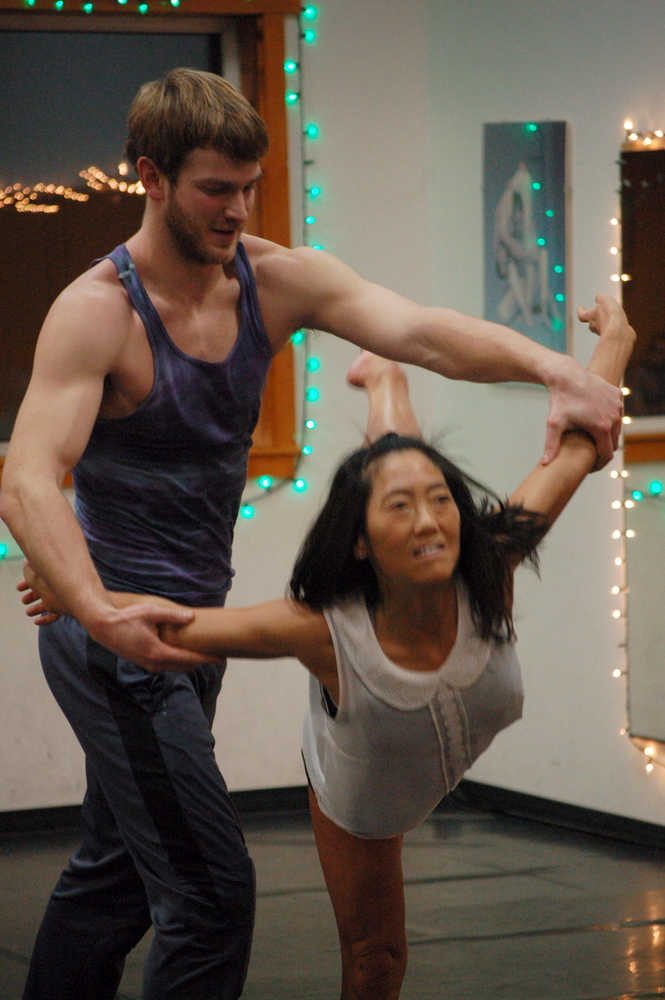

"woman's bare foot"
[347, 351, 404, 389]
[346, 351, 420, 441]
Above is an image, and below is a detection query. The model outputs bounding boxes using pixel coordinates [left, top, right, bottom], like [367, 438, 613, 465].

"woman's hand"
[17, 559, 65, 625]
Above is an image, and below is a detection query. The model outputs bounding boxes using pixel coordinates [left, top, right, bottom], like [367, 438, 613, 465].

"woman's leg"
[309, 788, 407, 1000]
[346, 352, 421, 443]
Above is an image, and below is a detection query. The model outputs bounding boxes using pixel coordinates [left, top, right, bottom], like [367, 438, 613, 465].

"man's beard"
[165, 196, 233, 266]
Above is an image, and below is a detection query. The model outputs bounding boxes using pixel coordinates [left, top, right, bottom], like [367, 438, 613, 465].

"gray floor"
[2, 802, 665, 999]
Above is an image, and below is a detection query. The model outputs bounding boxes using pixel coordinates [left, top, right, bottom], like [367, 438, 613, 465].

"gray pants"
[24, 615, 255, 1000]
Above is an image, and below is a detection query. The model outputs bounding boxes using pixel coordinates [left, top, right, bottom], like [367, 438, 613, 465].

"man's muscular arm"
[0, 272, 205, 669]
[256, 242, 622, 468]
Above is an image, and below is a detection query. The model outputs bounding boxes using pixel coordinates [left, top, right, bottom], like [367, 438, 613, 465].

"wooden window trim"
[624, 434, 665, 465]
[0, 0, 301, 487]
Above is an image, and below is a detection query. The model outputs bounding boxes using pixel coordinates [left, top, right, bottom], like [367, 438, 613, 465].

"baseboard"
[2, 781, 663, 849]
[0, 786, 311, 836]
[450, 779, 665, 850]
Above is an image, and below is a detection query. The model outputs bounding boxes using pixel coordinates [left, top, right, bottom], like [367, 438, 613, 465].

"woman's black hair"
[289, 433, 549, 643]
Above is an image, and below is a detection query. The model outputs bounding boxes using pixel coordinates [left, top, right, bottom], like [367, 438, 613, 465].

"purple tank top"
[73, 242, 272, 606]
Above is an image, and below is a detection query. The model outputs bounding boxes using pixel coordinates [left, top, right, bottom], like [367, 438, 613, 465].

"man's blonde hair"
[125, 67, 269, 180]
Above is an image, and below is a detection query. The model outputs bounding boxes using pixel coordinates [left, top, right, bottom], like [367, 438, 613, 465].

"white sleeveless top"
[301, 579, 523, 838]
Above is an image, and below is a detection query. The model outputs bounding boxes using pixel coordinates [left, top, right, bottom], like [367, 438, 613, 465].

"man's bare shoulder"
[53, 257, 129, 317]
[242, 235, 354, 294]
[43, 258, 133, 340]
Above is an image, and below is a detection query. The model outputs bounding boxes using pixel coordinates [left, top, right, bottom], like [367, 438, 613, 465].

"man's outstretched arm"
[262, 245, 623, 468]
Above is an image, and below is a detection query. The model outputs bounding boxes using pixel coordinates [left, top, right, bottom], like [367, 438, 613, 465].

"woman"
[22, 295, 634, 1000]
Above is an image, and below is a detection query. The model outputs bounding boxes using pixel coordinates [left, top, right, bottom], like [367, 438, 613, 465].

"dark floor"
[2, 801, 665, 999]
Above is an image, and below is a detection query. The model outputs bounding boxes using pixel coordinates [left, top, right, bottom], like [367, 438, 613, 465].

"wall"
[424, 0, 665, 823]
[2, 0, 665, 827]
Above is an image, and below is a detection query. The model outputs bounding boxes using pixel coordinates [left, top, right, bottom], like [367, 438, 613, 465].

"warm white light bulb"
[644, 745, 655, 757]
[615, 556, 624, 566]
[611, 273, 621, 283]
[610, 217, 619, 226]
[612, 609, 622, 619]
[646, 761, 655, 774]
[611, 585, 621, 595]
[624, 499, 635, 509]
[626, 529, 636, 539]
[612, 529, 621, 540]
[624, 118, 634, 131]
[611, 500, 622, 510]
[612, 667, 623, 678]
[610, 246, 619, 255]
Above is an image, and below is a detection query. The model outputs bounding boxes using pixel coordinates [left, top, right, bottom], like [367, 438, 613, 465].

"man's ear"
[137, 156, 167, 202]
[354, 534, 368, 561]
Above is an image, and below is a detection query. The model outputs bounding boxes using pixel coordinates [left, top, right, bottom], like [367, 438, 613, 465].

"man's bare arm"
[257, 244, 622, 468]
[0, 277, 205, 669]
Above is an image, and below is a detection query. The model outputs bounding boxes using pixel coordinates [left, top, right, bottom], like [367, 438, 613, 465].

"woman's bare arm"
[508, 295, 635, 545]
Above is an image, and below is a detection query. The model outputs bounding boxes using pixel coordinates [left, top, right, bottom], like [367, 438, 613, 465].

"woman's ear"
[354, 534, 368, 561]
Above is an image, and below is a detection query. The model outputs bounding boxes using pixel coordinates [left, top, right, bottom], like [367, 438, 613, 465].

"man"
[1, 69, 621, 999]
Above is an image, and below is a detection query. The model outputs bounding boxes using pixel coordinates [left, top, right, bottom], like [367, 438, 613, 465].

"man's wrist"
[539, 351, 580, 392]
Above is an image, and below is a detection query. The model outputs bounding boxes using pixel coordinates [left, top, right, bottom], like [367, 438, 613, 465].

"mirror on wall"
[620, 137, 665, 742]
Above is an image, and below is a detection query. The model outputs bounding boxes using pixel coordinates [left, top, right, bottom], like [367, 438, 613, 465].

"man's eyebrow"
[199, 171, 263, 190]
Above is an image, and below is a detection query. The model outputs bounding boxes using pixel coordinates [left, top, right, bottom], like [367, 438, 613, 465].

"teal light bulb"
[306, 387, 320, 402]
[293, 479, 308, 493]
[285, 91, 300, 106]
[526, 122, 539, 133]
[138, 1, 148, 11]
[537, 237, 546, 247]
[649, 480, 663, 496]
[632, 490, 644, 502]
[54, 0, 64, 8]
[546, 208, 555, 218]
[258, 476, 273, 490]
[305, 215, 316, 225]
[284, 59, 298, 75]
[291, 330, 306, 345]
[241, 505, 255, 520]
[302, 445, 313, 456]
[555, 292, 565, 303]
[554, 264, 564, 274]
[531, 181, 542, 191]
[302, 4, 318, 20]
[306, 357, 321, 372]
[82, 1, 94, 11]
[308, 185, 322, 200]
[305, 122, 320, 140]
[0, 543, 7, 560]
[303, 29, 317, 45]
[305, 418, 317, 430]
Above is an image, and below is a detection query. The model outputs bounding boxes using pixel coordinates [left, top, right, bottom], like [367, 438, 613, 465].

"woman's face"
[356, 449, 461, 592]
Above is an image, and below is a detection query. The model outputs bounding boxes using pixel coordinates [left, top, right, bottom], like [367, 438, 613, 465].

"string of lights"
[20, 0, 181, 12]
[608, 121, 665, 775]
[239, 2, 322, 519]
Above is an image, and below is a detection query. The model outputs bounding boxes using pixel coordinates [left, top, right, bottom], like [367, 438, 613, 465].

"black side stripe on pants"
[86, 637, 220, 908]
